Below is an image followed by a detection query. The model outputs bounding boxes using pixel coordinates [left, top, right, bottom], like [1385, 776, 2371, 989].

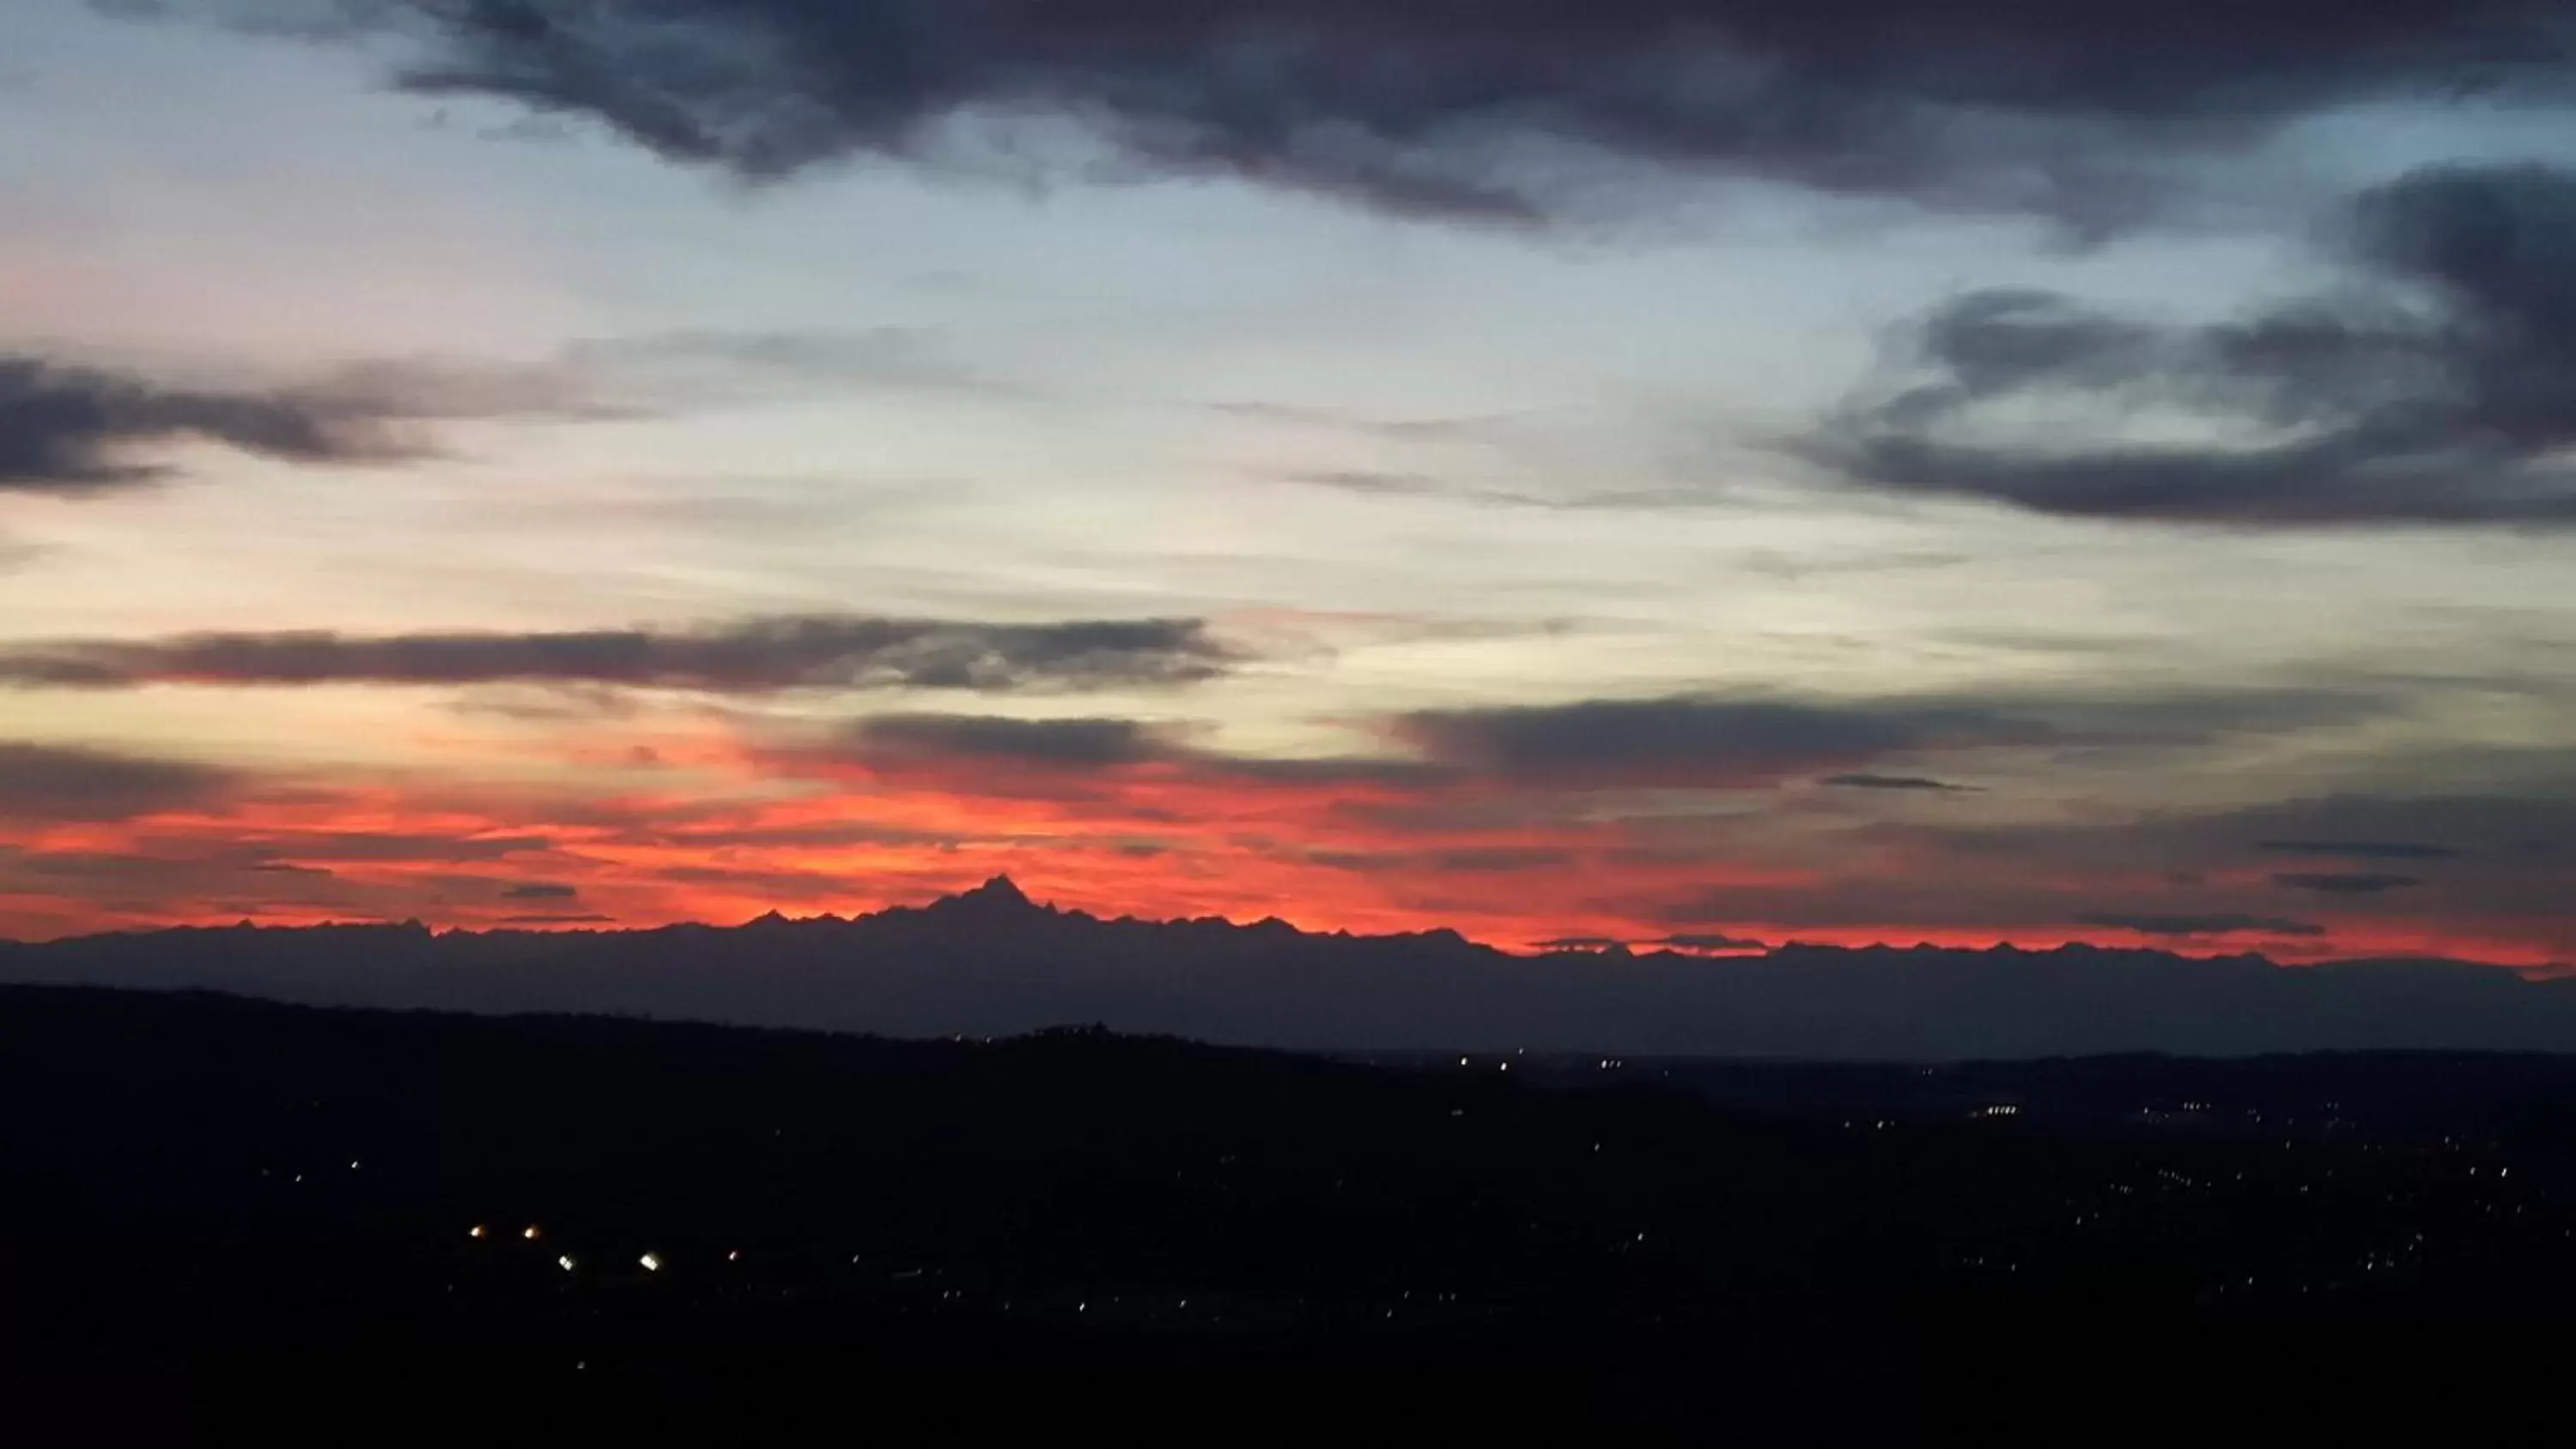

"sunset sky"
[3, 1, 2571, 966]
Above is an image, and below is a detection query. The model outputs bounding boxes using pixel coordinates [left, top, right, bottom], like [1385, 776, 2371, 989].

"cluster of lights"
[468, 1223, 740, 1277]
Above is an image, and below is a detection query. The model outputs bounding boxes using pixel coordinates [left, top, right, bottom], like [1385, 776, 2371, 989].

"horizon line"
[5, 875, 2562, 978]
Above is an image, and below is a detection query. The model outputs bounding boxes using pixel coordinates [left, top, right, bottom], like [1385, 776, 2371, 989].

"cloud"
[1282, 470, 1455, 500]
[501, 882, 580, 900]
[1304, 846, 1575, 875]
[1821, 773, 1975, 792]
[0, 743, 241, 822]
[780, 681, 2394, 812]
[1816, 164, 2576, 526]
[194, 831, 558, 865]
[499, 912, 616, 925]
[1652, 932, 1772, 951]
[1426, 846, 1575, 872]
[0, 535, 51, 573]
[2079, 912, 2328, 938]
[1275, 468, 1702, 512]
[2258, 839, 2464, 860]
[1392, 694, 2046, 788]
[2274, 871, 2422, 894]
[1386, 682, 2377, 791]
[0, 325, 1018, 496]
[770, 712, 1455, 815]
[567, 327, 1008, 401]
[140, 1, 2576, 232]
[0, 615, 1236, 694]
[847, 713, 1180, 767]
[0, 353, 426, 494]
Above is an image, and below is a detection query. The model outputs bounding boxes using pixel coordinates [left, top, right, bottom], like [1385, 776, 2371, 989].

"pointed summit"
[962, 875, 1033, 909]
[920, 874, 1049, 926]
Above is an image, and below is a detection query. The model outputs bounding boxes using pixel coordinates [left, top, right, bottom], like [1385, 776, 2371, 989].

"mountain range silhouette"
[3, 877, 2570, 1058]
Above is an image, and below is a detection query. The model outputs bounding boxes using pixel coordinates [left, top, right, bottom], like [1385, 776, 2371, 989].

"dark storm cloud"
[0, 615, 1236, 694]
[149, 1, 2576, 231]
[1819, 164, 2576, 525]
[2259, 839, 2464, 860]
[1821, 772, 1975, 792]
[0, 353, 428, 494]
[2274, 871, 2423, 894]
[2079, 912, 2329, 939]
[0, 743, 241, 821]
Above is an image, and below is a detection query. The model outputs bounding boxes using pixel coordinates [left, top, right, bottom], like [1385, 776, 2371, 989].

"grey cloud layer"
[0, 616, 1235, 694]
[797, 712, 1453, 791]
[1822, 772, 1975, 793]
[161, 1, 2576, 229]
[0, 743, 240, 821]
[2078, 912, 2328, 939]
[0, 354, 427, 494]
[1393, 695, 2023, 786]
[2275, 871, 2423, 895]
[789, 679, 2382, 797]
[1820, 164, 2576, 525]
[1388, 683, 2364, 787]
[0, 327, 1000, 494]
[2259, 839, 2465, 860]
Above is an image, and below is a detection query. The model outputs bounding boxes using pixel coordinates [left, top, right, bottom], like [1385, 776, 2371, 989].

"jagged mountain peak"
[920, 875, 1047, 920]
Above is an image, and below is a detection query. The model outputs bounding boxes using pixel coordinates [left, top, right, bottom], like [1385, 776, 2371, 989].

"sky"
[1, 0, 2571, 966]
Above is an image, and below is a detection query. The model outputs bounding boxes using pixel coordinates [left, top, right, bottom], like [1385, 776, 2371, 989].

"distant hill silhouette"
[3, 877, 2572, 1058]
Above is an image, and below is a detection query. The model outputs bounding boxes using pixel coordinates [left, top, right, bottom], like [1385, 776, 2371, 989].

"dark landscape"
[10, 953, 2576, 1440]
[7, 878, 2573, 1059]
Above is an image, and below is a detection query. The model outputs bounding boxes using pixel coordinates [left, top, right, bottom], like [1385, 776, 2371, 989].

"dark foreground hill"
[9, 985, 2576, 1442]
[4, 876, 2573, 1057]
